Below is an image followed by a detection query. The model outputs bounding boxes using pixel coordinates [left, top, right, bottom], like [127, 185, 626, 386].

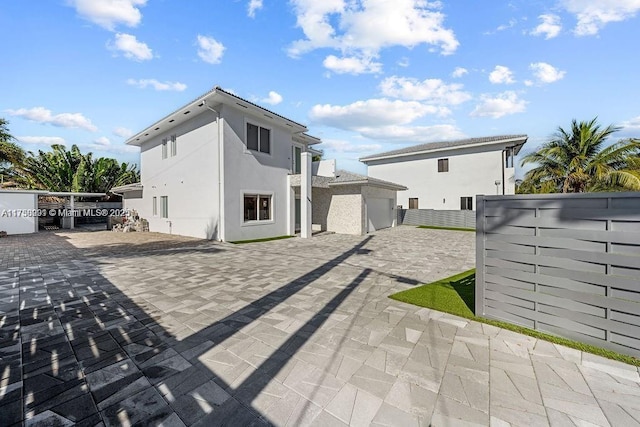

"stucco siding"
[367, 144, 510, 210]
[312, 188, 331, 231]
[0, 192, 38, 234]
[137, 112, 221, 239]
[362, 186, 399, 230]
[220, 105, 295, 241]
[326, 185, 363, 235]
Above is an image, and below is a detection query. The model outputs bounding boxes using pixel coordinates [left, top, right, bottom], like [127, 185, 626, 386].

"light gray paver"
[1, 226, 639, 426]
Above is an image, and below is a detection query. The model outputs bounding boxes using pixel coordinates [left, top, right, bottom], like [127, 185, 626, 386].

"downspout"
[204, 100, 225, 242]
[501, 149, 506, 195]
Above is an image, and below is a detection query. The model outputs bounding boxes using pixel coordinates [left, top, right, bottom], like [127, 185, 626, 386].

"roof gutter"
[360, 136, 528, 163]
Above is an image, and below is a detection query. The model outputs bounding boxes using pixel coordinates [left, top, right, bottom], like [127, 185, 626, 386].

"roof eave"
[360, 136, 528, 163]
[126, 87, 310, 147]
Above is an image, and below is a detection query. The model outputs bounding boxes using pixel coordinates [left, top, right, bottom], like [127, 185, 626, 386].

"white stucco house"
[360, 135, 528, 211]
[114, 86, 405, 241]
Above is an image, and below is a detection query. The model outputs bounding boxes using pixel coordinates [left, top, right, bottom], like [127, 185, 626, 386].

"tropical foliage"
[0, 118, 139, 193]
[18, 144, 140, 193]
[520, 118, 640, 193]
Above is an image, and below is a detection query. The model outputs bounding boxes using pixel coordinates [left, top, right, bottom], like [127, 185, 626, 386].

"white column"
[70, 195, 75, 230]
[301, 151, 312, 238]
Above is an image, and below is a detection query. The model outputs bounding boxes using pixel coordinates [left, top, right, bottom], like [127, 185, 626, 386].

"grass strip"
[229, 235, 295, 244]
[417, 225, 475, 232]
[389, 269, 640, 367]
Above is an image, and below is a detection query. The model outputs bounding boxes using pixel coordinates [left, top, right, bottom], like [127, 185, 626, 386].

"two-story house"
[113, 86, 321, 241]
[113, 86, 406, 240]
[360, 135, 528, 211]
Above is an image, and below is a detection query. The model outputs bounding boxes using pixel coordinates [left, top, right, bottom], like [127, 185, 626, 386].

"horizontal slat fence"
[476, 193, 640, 358]
[398, 209, 475, 229]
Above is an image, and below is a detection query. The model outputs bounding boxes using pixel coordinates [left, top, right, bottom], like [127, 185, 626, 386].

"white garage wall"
[0, 191, 39, 235]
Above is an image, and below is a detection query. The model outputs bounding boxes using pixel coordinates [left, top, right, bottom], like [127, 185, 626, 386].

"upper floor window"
[438, 158, 449, 173]
[292, 145, 302, 174]
[409, 198, 419, 209]
[162, 134, 177, 159]
[170, 135, 177, 157]
[504, 148, 514, 168]
[247, 123, 271, 154]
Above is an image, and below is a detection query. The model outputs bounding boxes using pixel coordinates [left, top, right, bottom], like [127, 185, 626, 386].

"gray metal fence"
[398, 209, 476, 229]
[475, 193, 640, 358]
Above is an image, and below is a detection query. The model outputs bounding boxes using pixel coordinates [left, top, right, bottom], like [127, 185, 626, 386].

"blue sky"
[2, 0, 640, 175]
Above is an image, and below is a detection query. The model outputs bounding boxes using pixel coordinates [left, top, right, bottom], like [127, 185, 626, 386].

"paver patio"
[0, 226, 639, 426]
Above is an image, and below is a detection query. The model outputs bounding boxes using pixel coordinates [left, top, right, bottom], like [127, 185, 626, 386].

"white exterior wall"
[362, 186, 399, 231]
[220, 105, 298, 241]
[0, 192, 39, 234]
[367, 145, 510, 210]
[326, 186, 363, 235]
[137, 112, 221, 239]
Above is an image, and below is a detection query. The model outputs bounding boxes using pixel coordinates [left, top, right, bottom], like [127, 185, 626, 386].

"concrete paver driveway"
[1, 226, 638, 426]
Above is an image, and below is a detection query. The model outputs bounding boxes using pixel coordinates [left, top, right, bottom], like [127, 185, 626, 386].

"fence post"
[475, 195, 486, 317]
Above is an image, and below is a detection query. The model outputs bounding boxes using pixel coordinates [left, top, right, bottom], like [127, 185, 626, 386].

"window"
[438, 158, 449, 172]
[170, 134, 177, 157]
[162, 139, 168, 159]
[292, 146, 302, 174]
[244, 194, 272, 222]
[460, 197, 473, 210]
[152, 197, 157, 216]
[246, 123, 271, 154]
[504, 148, 514, 168]
[409, 198, 419, 209]
[160, 196, 169, 218]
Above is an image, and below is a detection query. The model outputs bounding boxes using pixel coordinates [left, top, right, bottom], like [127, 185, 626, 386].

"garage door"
[366, 198, 393, 232]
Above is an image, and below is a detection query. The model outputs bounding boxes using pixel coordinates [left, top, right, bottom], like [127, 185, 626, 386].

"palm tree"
[0, 118, 26, 186]
[18, 144, 140, 193]
[520, 118, 640, 193]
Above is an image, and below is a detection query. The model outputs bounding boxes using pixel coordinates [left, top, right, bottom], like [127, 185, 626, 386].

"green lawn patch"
[389, 269, 640, 367]
[229, 235, 295, 244]
[417, 225, 475, 232]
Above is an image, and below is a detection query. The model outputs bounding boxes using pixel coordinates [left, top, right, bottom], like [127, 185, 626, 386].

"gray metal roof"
[360, 134, 528, 162]
[126, 86, 320, 147]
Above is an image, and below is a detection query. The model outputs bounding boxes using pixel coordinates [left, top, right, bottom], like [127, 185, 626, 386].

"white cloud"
[93, 136, 111, 147]
[323, 54, 382, 74]
[288, 0, 459, 67]
[7, 107, 98, 132]
[451, 67, 468, 78]
[484, 18, 517, 34]
[248, 0, 263, 17]
[197, 35, 225, 64]
[398, 57, 410, 67]
[561, 0, 640, 35]
[17, 136, 66, 146]
[260, 91, 283, 105]
[310, 99, 449, 130]
[113, 127, 133, 138]
[489, 65, 516, 84]
[379, 76, 471, 105]
[470, 91, 527, 118]
[622, 115, 640, 130]
[108, 33, 153, 61]
[359, 124, 466, 142]
[68, 0, 147, 30]
[126, 79, 187, 91]
[530, 14, 562, 39]
[321, 139, 383, 153]
[530, 62, 566, 84]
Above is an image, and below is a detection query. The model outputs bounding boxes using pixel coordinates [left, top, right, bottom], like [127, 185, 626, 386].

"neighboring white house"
[360, 135, 528, 211]
[114, 86, 405, 241]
